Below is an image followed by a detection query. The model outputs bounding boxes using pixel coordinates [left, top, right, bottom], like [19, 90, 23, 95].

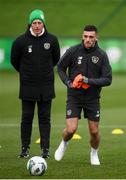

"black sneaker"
[18, 146, 29, 158]
[41, 148, 50, 158]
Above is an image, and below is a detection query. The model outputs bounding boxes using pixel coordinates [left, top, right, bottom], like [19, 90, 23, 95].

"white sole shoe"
[90, 152, 100, 165]
[54, 141, 68, 161]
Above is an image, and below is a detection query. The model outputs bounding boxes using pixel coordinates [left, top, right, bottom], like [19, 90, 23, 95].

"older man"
[11, 9, 60, 158]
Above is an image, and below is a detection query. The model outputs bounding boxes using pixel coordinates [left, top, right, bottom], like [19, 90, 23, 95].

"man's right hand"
[72, 74, 90, 89]
[72, 80, 82, 88]
[72, 74, 83, 88]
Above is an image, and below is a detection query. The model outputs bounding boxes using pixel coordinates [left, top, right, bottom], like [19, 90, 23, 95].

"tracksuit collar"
[29, 27, 45, 37]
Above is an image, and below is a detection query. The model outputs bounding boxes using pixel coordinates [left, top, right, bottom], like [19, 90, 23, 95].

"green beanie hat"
[29, 9, 45, 25]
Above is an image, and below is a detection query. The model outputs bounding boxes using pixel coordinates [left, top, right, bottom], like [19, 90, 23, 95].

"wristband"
[83, 77, 88, 84]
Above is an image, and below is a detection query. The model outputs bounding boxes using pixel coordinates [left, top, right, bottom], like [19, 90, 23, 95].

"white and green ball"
[27, 156, 47, 176]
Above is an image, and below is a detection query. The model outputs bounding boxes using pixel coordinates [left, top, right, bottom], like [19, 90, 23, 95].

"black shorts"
[66, 95, 100, 122]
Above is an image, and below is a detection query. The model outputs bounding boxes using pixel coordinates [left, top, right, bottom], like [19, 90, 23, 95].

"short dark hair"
[84, 25, 98, 33]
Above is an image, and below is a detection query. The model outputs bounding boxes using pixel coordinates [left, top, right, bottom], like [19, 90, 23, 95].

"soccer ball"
[27, 156, 47, 176]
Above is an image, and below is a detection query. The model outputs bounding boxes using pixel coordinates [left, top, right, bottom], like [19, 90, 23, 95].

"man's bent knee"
[64, 127, 77, 136]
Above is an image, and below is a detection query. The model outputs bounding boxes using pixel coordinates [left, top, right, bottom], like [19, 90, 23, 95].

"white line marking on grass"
[0, 123, 126, 129]
[0, 123, 19, 127]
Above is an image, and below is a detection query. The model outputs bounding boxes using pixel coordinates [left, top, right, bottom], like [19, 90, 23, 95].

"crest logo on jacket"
[44, 43, 50, 50]
[77, 56, 83, 64]
[92, 56, 99, 63]
[28, 45, 32, 53]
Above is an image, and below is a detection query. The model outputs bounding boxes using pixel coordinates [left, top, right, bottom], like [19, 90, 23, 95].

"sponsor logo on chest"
[77, 56, 83, 64]
[28, 45, 32, 53]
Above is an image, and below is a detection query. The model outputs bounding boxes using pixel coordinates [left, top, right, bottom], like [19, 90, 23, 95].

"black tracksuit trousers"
[21, 99, 52, 150]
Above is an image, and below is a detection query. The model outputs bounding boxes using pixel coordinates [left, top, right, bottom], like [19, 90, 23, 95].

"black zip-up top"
[11, 28, 60, 101]
[58, 42, 112, 101]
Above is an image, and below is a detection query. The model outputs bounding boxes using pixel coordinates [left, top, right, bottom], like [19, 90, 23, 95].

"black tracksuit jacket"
[57, 42, 112, 102]
[11, 28, 60, 101]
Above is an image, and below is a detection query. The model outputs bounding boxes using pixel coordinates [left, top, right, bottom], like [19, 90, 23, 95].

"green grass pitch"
[0, 71, 126, 179]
